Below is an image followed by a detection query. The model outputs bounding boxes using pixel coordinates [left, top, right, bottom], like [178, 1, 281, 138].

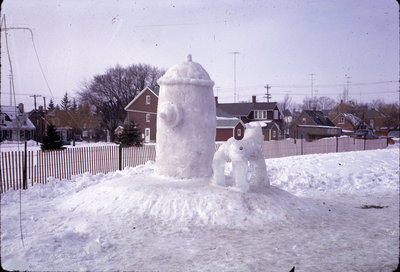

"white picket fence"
[0, 137, 389, 193]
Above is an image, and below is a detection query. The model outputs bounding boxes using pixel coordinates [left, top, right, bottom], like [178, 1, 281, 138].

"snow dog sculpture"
[212, 124, 269, 192]
[155, 54, 216, 179]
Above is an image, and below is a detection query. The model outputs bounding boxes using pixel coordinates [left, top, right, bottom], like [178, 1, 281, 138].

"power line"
[215, 80, 397, 92]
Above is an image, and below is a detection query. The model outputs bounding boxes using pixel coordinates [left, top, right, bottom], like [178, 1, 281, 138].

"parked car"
[387, 130, 400, 139]
[352, 129, 378, 139]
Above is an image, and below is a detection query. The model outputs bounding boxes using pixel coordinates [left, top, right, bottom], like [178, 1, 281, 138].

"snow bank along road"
[1, 146, 399, 271]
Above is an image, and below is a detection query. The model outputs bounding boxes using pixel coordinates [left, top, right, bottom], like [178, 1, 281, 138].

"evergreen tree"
[118, 121, 143, 146]
[41, 123, 64, 150]
[61, 92, 71, 111]
[48, 98, 55, 111]
[71, 98, 78, 112]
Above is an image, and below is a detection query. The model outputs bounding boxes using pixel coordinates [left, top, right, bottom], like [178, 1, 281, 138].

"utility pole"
[8, 74, 13, 106]
[30, 94, 42, 111]
[264, 84, 272, 102]
[230, 52, 240, 102]
[214, 86, 220, 97]
[30, 94, 41, 145]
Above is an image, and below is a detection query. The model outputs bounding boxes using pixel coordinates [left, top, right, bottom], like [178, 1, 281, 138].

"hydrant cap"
[157, 54, 215, 87]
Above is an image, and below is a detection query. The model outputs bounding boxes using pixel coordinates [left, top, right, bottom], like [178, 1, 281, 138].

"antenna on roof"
[264, 84, 271, 102]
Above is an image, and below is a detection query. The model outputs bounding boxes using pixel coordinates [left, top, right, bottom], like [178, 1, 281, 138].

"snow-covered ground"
[1, 146, 399, 271]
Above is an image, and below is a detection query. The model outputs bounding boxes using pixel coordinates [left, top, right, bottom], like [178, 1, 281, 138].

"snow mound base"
[58, 170, 321, 230]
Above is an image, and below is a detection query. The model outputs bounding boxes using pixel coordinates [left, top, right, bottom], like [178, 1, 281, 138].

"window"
[146, 95, 150, 105]
[302, 117, 306, 124]
[254, 111, 259, 119]
[272, 130, 276, 138]
[273, 110, 278, 120]
[338, 117, 345, 124]
[370, 119, 374, 128]
[254, 110, 265, 120]
[146, 113, 150, 122]
[237, 128, 242, 137]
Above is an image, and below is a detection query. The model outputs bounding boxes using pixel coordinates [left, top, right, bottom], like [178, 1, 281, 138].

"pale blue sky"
[1, 0, 398, 111]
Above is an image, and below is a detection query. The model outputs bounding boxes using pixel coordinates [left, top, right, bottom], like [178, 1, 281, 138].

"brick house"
[216, 108, 245, 141]
[364, 109, 386, 135]
[331, 112, 362, 135]
[124, 86, 159, 143]
[29, 106, 46, 143]
[46, 105, 104, 142]
[215, 95, 283, 141]
[290, 109, 341, 140]
[125, 87, 250, 142]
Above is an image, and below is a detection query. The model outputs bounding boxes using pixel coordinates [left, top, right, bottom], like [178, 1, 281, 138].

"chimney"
[38, 105, 43, 112]
[340, 99, 343, 104]
[18, 103, 24, 113]
[313, 106, 316, 112]
[215, 96, 218, 105]
[252, 95, 256, 103]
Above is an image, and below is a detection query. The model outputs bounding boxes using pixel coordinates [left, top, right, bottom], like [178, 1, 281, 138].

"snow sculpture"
[212, 124, 269, 192]
[155, 54, 216, 179]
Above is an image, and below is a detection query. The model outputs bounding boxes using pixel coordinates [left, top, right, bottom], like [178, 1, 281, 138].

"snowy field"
[1, 146, 399, 271]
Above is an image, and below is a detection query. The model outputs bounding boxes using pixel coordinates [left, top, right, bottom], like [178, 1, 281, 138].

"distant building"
[215, 95, 283, 140]
[29, 106, 46, 142]
[0, 103, 36, 142]
[364, 109, 386, 135]
[216, 108, 245, 141]
[125, 86, 159, 143]
[290, 109, 341, 140]
[331, 112, 363, 135]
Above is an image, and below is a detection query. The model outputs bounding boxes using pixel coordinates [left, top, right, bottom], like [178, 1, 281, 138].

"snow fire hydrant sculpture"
[212, 124, 269, 192]
[155, 54, 216, 179]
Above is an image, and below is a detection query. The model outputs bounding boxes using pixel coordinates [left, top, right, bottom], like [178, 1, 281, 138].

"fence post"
[363, 136, 366, 150]
[336, 136, 339, 153]
[119, 144, 122, 171]
[301, 134, 303, 155]
[23, 141, 28, 189]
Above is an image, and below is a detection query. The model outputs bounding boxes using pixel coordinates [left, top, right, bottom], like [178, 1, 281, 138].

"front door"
[145, 128, 150, 143]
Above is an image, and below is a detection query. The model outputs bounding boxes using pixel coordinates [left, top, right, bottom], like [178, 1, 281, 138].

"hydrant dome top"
[157, 54, 215, 87]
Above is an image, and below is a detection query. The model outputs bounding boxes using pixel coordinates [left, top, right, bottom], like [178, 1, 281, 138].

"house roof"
[216, 118, 241, 128]
[217, 102, 278, 117]
[343, 113, 361, 126]
[249, 120, 279, 130]
[216, 107, 235, 118]
[365, 109, 385, 119]
[124, 86, 159, 111]
[1, 105, 21, 119]
[0, 105, 35, 130]
[304, 110, 335, 126]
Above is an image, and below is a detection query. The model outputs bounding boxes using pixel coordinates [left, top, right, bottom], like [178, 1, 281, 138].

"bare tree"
[278, 93, 293, 113]
[78, 63, 164, 141]
[316, 96, 336, 110]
